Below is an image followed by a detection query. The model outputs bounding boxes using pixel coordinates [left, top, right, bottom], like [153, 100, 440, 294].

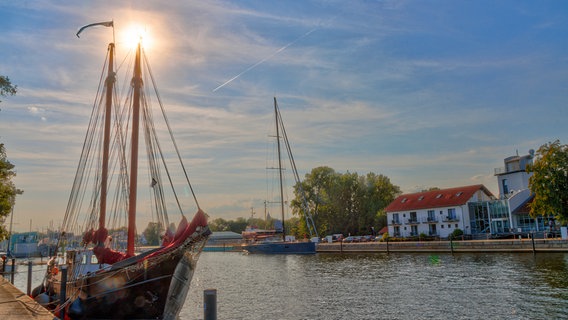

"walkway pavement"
[0, 277, 55, 319]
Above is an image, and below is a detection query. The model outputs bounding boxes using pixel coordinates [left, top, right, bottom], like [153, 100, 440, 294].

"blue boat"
[242, 241, 315, 254]
[241, 98, 318, 255]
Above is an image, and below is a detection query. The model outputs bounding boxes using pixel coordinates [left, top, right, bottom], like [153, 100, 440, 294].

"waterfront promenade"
[317, 238, 568, 253]
[0, 277, 54, 319]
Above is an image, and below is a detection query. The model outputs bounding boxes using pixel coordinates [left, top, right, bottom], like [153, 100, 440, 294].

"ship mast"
[274, 97, 286, 241]
[127, 41, 142, 256]
[99, 43, 114, 231]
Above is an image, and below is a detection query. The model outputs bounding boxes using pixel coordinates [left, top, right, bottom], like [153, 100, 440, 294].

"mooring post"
[60, 265, 68, 320]
[10, 258, 15, 284]
[27, 260, 32, 295]
[450, 238, 454, 254]
[386, 237, 390, 254]
[531, 232, 536, 255]
[204, 289, 217, 320]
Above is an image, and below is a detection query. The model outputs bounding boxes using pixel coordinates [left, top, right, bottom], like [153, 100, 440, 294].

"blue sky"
[0, 1, 566, 232]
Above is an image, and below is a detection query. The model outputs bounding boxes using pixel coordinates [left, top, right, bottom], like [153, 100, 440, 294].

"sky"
[0, 0, 567, 233]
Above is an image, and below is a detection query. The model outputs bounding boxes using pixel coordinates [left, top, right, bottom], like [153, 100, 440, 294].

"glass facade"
[468, 200, 511, 235]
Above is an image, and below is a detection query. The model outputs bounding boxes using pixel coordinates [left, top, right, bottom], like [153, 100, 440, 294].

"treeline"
[209, 166, 401, 238]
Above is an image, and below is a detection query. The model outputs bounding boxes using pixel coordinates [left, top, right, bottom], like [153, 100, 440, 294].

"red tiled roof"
[385, 184, 494, 212]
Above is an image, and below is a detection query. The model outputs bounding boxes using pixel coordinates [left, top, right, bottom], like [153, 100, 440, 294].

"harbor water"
[11, 251, 568, 319]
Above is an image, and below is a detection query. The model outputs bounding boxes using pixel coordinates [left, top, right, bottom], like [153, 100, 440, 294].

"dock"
[0, 277, 55, 320]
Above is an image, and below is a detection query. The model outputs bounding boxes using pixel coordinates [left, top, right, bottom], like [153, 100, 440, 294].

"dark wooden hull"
[56, 228, 210, 320]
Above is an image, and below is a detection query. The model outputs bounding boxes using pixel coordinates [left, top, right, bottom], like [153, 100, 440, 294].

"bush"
[449, 228, 464, 240]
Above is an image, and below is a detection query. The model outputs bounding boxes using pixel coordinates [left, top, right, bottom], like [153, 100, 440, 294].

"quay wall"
[316, 239, 568, 253]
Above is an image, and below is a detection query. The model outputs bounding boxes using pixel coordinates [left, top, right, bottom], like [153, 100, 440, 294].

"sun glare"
[121, 24, 153, 50]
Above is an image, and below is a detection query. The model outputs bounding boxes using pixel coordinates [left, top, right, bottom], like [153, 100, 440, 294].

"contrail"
[212, 28, 318, 92]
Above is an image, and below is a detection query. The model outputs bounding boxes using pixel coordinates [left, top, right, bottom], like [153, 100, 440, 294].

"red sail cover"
[84, 209, 207, 265]
[147, 209, 208, 260]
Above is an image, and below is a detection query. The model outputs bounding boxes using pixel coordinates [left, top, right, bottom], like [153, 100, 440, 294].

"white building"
[495, 150, 552, 233]
[385, 185, 495, 238]
[385, 150, 554, 239]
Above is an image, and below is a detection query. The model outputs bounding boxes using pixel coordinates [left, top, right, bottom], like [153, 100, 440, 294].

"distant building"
[495, 150, 551, 233]
[207, 231, 243, 245]
[385, 185, 496, 238]
[385, 150, 553, 239]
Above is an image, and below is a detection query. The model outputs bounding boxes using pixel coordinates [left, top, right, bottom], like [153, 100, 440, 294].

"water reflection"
[10, 252, 568, 319]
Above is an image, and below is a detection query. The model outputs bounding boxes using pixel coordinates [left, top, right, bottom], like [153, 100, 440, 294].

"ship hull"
[43, 227, 210, 320]
[242, 241, 316, 254]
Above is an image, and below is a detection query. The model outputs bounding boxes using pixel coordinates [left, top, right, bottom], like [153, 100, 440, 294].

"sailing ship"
[241, 98, 318, 254]
[32, 23, 210, 319]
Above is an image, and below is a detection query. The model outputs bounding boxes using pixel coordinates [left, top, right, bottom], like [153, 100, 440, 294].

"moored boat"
[241, 98, 318, 255]
[31, 21, 210, 319]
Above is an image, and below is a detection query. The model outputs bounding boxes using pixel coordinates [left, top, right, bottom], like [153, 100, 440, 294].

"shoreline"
[316, 238, 568, 253]
[203, 238, 568, 253]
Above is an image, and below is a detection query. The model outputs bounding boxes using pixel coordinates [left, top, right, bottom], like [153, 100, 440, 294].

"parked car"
[342, 236, 357, 243]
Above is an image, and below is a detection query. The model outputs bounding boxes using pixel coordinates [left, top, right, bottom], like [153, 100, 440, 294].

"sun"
[121, 23, 153, 50]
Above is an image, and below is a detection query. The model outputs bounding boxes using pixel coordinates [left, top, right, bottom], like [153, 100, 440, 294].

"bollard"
[27, 261, 32, 296]
[10, 258, 15, 284]
[60, 265, 68, 320]
[386, 237, 390, 254]
[531, 232, 536, 255]
[204, 289, 217, 320]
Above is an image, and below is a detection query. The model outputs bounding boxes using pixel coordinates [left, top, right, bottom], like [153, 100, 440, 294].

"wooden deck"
[0, 277, 55, 320]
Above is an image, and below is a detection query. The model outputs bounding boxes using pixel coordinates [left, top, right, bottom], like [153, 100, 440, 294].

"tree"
[0, 75, 17, 105]
[0, 143, 20, 240]
[142, 222, 164, 246]
[290, 167, 401, 237]
[0, 75, 19, 240]
[527, 140, 568, 223]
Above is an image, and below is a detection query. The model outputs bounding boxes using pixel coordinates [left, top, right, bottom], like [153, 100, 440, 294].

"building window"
[455, 224, 458, 228]
[502, 179, 509, 194]
[441, 225, 444, 228]
[427, 210, 436, 222]
[392, 213, 400, 224]
[448, 208, 456, 220]
[411, 225, 418, 236]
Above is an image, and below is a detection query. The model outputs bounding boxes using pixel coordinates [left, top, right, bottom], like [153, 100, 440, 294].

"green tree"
[0, 143, 21, 240]
[291, 167, 400, 237]
[209, 218, 230, 231]
[527, 140, 568, 223]
[0, 75, 17, 105]
[142, 222, 164, 246]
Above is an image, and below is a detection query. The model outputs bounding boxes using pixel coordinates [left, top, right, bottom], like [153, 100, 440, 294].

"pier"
[0, 277, 54, 319]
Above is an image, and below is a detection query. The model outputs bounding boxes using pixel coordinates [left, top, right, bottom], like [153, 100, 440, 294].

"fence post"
[27, 261, 32, 295]
[10, 258, 15, 284]
[60, 265, 68, 320]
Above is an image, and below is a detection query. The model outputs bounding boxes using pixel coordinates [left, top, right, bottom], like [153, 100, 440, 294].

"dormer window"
[418, 196, 424, 201]
[456, 192, 463, 197]
[436, 194, 443, 199]
[401, 198, 407, 203]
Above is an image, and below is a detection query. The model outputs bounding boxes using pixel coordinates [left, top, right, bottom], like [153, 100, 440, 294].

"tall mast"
[274, 97, 286, 241]
[99, 43, 114, 231]
[127, 41, 142, 256]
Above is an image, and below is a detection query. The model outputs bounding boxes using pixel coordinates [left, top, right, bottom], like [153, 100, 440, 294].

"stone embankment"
[317, 238, 568, 253]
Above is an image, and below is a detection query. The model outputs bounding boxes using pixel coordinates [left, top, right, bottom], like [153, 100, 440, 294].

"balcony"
[424, 217, 438, 224]
[391, 219, 402, 226]
[443, 216, 459, 222]
[406, 218, 419, 225]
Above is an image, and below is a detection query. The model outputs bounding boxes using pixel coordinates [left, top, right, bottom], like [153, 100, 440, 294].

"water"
[12, 251, 568, 319]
